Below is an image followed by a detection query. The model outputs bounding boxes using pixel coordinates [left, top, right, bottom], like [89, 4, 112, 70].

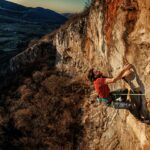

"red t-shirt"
[94, 78, 110, 98]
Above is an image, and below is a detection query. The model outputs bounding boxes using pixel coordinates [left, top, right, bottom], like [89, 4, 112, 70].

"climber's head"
[88, 68, 103, 82]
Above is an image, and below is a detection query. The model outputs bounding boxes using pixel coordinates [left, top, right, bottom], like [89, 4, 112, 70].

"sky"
[6, 0, 90, 13]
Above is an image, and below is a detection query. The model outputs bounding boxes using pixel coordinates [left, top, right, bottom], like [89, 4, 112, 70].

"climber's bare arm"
[105, 64, 132, 84]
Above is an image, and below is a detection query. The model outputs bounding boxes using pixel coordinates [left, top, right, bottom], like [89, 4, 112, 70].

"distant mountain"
[62, 13, 74, 18]
[23, 7, 67, 24]
[0, 0, 67, 24]
[0, 0, 67, 66]
[0, 0, 28, 12]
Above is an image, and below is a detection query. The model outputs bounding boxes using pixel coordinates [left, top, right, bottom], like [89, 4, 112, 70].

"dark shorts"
[97, 88, 132, 109]
[109, 88, 128, 101]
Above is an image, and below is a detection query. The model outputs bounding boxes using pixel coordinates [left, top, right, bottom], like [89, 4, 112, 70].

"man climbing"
[87, 64, 133, 109]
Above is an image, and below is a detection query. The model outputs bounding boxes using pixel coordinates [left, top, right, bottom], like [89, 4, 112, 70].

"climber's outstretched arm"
[105, 64, 132, 84]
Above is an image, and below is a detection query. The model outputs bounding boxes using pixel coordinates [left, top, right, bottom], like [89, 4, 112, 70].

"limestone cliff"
[0, 0, 150, 149]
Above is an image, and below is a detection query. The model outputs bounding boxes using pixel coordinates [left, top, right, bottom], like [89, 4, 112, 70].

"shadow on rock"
[0, 70, 89, 149]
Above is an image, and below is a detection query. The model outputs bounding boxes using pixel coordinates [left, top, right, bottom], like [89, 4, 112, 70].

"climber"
[87, 64, 134, 109]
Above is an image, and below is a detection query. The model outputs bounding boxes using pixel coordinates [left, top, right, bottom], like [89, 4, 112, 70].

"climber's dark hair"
[88, 68, 95, 82]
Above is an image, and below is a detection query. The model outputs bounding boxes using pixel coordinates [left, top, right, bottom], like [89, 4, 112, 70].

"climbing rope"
[90, 93, 145, 96]
[112, 93, 145, 95]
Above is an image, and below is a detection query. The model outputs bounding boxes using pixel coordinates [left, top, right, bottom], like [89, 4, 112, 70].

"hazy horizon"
[6, 0, 89, 13]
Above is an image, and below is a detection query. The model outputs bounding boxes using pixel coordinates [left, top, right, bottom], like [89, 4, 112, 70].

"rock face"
[1, 0, 150, 149]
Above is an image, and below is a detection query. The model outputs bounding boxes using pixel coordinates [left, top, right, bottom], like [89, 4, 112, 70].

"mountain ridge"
[0, 0, 67, 23]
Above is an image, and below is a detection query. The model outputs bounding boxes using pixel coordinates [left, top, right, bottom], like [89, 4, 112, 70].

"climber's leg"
[140, 98, 149, 120]
[111, 101, 132, 109]
[130, 90, 149, 120]
[130, 90, 141, 111]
